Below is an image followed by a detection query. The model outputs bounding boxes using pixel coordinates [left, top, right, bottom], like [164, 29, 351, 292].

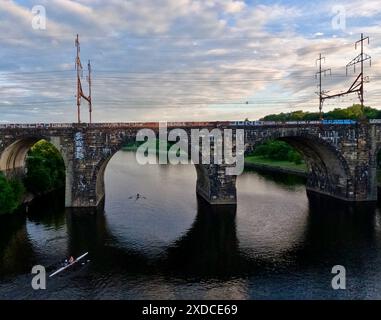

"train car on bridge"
[229, 119, 358, 127]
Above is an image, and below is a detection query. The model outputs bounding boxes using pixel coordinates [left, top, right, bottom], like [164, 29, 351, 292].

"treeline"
[0, 140, 65, 215]
[261, 105, 381, 121]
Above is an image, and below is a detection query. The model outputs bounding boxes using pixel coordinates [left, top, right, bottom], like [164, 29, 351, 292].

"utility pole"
[87, 60, 92, 124]
[315, 53, 331, 120]
[75, 34, 93, 124]
[319, 34, 371, 119]
[346, 33, 371, 114]
[75, 34, 82, 124]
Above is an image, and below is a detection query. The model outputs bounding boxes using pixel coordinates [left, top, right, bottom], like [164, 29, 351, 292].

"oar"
[49, 252, 89, 278]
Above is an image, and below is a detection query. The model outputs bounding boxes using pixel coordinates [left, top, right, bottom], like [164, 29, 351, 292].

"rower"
[135, 193, 146, 200]
[69, 256, 74, 264]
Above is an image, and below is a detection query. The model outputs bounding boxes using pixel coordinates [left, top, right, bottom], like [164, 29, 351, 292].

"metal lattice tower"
[315, 53, 331, 119]
[319, 34, 371, 117]
[75, 34, 92, 124]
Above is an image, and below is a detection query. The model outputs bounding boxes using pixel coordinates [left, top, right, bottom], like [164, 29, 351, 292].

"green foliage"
[0, 173, 25, 215]
[261, 111, 320, 121]
[261, 104, 381, 121]
[251, 140, 303, 164]
[24, 140, 65, 194]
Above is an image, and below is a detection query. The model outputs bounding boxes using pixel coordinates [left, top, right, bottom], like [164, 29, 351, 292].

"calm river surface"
[1, 151, 381, 299]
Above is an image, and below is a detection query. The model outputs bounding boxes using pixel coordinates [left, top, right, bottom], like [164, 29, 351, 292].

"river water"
[1, 151, 381, 299]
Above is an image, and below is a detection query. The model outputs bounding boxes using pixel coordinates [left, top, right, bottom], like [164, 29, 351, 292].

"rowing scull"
[49, 252, 89, 278]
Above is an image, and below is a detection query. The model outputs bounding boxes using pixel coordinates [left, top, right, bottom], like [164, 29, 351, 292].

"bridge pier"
[195, 164, 237, 205]
[68, 162, 102, 208]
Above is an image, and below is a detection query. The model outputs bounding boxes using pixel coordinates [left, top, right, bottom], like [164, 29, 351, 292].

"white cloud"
[223, 0, 246, 14]
[0, 0, 380, 123]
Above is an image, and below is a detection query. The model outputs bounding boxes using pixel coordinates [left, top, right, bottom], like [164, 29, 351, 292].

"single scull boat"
[49, 252, 89, 278]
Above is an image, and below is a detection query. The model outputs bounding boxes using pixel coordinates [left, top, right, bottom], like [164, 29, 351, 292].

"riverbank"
[15, 187, 61, 212]
[0, 179, 64, 216]
[244, 156, 307, 177]
[21, 189, 61, 205]
[244, 157, 381, 195]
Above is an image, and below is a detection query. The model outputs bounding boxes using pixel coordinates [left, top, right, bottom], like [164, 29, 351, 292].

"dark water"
[1, 151, 381, 299]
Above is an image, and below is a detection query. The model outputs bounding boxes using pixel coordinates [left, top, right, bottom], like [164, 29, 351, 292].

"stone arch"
[90, 138, 220, 207]
[0, 137, 42, 176]
[0, 135, 69, 203]
[94, 153, 113, 205]
[246, 131, 352, 201]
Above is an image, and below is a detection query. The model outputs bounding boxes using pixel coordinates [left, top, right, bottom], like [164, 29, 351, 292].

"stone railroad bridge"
[0, 121, 381, 208]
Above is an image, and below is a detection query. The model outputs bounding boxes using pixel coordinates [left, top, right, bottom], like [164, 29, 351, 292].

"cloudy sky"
[0, 0, 381, 123]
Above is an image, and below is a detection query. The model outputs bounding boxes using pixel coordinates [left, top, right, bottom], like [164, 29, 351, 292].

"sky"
[0, 0, 381, 123]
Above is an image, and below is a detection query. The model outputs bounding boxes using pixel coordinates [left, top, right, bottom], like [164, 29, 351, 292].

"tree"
[0, 140, 65, 214]
[0, 173, 25, 215]
[251, 140, 302, 164]
[24, 140, 65, 194]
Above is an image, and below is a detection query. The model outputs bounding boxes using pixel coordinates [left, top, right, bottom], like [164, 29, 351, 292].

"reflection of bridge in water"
[1, 193, 379, 281]
[1, 121, 381, 208]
